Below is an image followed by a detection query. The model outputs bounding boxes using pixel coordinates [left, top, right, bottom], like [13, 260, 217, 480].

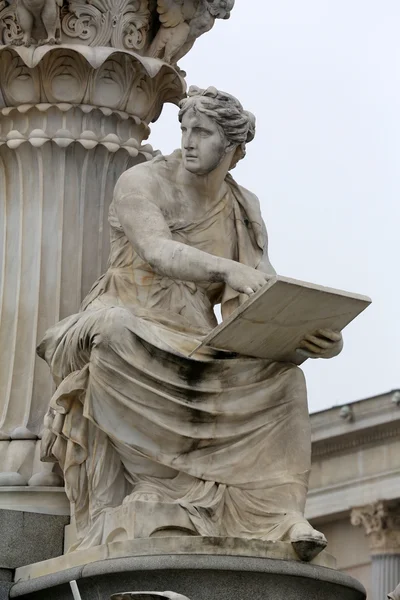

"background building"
[308, 389, 400, 599]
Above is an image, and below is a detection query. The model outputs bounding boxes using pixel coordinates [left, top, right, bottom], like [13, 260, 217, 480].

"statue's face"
[180, 108, 229, 175]
[207, 0, 234, 19]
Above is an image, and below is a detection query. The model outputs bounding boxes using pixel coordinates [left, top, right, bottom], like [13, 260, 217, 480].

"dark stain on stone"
[179, 359, 210, 390]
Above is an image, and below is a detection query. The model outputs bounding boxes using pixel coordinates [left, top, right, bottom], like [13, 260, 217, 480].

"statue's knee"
[95, 307, 132, 347]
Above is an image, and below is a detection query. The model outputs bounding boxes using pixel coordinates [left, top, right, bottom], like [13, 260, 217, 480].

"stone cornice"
[306, 468, 400, 521]
[311, 390, 400, 459]
[312, 421, 400, 459]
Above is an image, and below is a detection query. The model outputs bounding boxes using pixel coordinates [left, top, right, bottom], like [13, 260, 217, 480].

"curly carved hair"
[178, 86, 256, 169]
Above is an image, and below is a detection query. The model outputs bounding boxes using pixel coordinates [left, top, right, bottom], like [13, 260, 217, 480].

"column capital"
[351, 500, 400, 555]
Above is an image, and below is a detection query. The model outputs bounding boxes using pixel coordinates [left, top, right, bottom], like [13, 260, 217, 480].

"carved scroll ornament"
[62, 0, 150, 50]
[0, 0, 150, 49]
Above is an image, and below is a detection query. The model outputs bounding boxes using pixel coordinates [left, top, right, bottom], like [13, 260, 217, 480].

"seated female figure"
[38, 86, 343, 557]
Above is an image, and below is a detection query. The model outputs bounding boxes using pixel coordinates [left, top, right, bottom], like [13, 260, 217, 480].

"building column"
[351, 500, 400, 599]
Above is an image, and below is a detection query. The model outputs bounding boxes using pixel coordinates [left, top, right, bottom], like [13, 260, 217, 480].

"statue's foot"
[10, 39, 24, 46]
[38, 37, 56, 46]
[290, 522, 327, 562]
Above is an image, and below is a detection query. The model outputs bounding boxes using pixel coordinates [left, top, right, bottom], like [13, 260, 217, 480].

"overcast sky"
[150, 0, 400, 413]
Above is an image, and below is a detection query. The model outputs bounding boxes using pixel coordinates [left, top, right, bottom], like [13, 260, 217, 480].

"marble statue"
[38, 85, 343, 560]
[149, 0, 235, 64]
[11, 0, 63, 46]
[389, 584, 400, 600]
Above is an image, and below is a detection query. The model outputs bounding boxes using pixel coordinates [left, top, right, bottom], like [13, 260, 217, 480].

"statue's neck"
[178, 154, 232, 206]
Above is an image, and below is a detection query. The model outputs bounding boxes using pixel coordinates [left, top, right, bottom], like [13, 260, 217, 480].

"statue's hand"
[224, 263, 270, 295]
[296, 329, 343, 360]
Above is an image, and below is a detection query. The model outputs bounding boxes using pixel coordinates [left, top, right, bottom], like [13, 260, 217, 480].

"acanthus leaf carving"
[61, 0, 150, 50]
[351, 501, 400, 554]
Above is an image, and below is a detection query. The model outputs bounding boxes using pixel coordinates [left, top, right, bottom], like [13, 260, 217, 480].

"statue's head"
[178, 85, 255, 175]
[206, 0, 235, 20]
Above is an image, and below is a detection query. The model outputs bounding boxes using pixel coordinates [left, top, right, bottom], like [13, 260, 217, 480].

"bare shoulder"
[114, 159, 159, 202]
[114, 152, 180, 210]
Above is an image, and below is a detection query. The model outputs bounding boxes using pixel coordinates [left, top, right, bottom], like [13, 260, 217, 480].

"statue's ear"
[224, 140, 237, 154]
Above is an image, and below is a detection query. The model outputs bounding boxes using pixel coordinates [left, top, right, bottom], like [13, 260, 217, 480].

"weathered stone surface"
[0, 509, 69, 569]
[0, 582, 12, 600]
[0, 570, 12, 583]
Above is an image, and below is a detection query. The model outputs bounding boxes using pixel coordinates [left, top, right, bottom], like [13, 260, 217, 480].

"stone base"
[10, 553, 366, 600]
[0, 509, 69, 570]
[15, 536, 336, 582]
[0, 582, 12, 600]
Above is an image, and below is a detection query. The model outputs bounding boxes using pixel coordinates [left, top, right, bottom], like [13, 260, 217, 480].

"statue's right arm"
[114, 172, 269, 295]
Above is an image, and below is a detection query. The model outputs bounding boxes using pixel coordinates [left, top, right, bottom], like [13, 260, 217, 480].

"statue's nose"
[184, 134, 195, 149]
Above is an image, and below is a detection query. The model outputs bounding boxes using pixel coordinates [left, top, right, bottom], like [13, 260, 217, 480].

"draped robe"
[38, 151, 311, 550]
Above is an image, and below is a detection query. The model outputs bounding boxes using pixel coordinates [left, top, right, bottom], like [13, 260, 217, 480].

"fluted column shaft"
[371, 555, 400, 600]
[0, 137, 135, 439]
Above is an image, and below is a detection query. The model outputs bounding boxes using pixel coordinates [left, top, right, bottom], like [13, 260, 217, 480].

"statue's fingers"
[243, 286, 255, 295]
[303, 334, 332, 349]
[317, 329, 341, 342]
[298, 340, 324, 354]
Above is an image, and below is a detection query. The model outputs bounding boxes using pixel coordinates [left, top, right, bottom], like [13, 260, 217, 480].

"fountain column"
[0, 0, 185, 487]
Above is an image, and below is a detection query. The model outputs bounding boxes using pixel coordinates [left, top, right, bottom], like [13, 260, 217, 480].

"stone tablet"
[193, 276, 371, 363]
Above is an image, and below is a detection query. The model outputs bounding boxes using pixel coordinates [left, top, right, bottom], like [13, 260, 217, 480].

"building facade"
[307, 390, 400, 599]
